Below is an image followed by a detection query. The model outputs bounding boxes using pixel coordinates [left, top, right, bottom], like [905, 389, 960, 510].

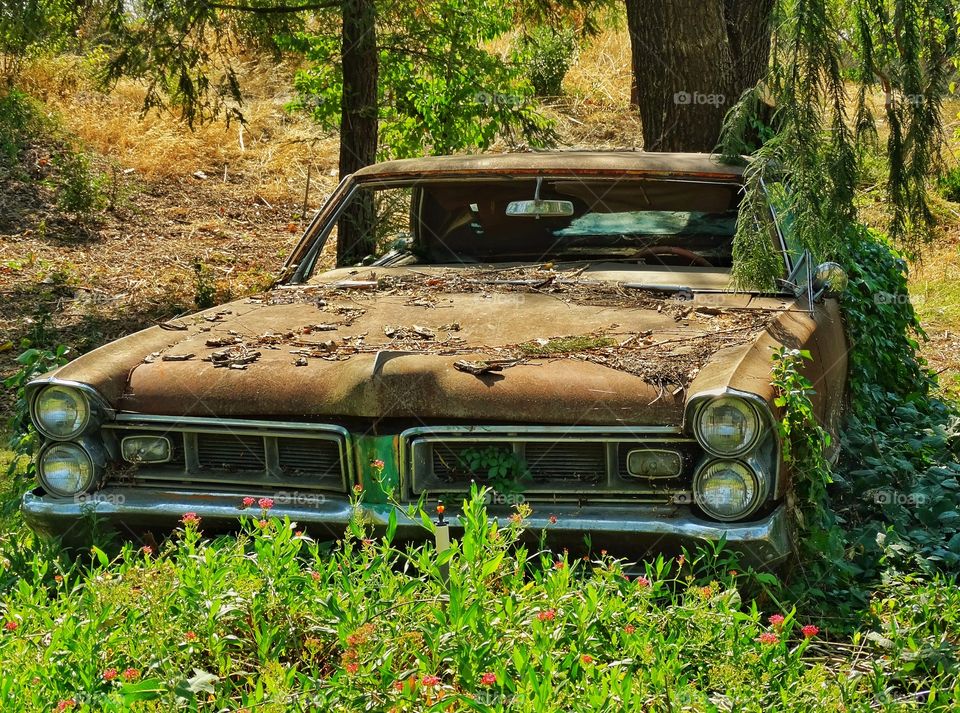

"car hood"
[47, 267, 813, 426]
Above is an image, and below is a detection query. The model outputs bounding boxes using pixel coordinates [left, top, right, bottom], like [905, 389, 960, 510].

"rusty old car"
[21, 152, 849, 566]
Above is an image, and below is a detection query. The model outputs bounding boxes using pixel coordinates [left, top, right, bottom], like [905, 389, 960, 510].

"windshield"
[301, 176, 781, 278]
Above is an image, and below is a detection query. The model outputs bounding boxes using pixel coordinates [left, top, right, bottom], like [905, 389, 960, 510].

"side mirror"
[812, 262, 848, 300]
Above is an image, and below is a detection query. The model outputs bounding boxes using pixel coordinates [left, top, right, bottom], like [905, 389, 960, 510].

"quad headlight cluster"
[30, 384, 106, 498]
[689, 394, 772, 522]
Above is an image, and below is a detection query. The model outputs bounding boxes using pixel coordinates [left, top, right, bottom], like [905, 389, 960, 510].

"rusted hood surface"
[50, 268, 804, 426]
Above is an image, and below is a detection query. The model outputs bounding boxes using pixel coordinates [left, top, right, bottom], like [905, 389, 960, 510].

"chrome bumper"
[21, 488, 793, 567]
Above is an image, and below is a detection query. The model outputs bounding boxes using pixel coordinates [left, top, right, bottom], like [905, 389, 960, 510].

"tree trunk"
[337, 0, 379, 265]
[626, 0, 773, 152]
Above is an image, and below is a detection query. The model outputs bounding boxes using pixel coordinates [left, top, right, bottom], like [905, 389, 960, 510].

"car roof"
[351, 151, 746, 181]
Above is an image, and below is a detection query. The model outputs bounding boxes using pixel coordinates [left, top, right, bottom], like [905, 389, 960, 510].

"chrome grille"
[403, 426, 696, 504]
[104, 417, 350, 493]
[197, 433, 266, 472]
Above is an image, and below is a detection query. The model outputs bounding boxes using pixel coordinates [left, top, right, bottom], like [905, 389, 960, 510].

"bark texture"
[626, 0, 773, 152]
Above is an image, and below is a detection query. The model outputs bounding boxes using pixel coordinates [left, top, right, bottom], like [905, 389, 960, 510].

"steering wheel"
[632, 246, 713, 268]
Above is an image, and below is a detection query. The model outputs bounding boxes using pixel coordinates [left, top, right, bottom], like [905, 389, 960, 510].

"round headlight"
[693, 460, 761, 521]
[39, 442, 96, 497]
[33, 385, 91, 440]
[694, 396, 761, 456]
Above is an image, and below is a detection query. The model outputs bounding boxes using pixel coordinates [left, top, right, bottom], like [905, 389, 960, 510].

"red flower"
[370, 459, 385, 469]
[757, 632, 779, 645]
[181, 512, 200, 525]
[310, 571, 321, 581]
[480, 672, 496, 686]
[122, 668, 141, 682]
[241, 496, 256, 508]
[624, 624, 636, 634]
[768, 614, 785, 628]
[393, 680, 405, 692]
[421, 674, 440, 687]
[184, 631, 197, 642]
[553, 560, 565, 570]
[55, 700, 76, 711]
[345, 662, 359, 674]
[353, 484, 363, 494]
[801, 624, 820, 639]
[141, 545, 153, 556]
[257, 519, 269, 529]
[102, 668, 118, 681]
[536, 609, 556, 621]
[548, 514, 558, 524]
[635, 576, 650, 588]
[4, 621, 17, 631]
[258, 497, 274, 510]
[580, 654, 593, 664]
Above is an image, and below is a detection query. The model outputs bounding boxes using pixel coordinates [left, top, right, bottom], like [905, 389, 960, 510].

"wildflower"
[548, 514, 558, 524]
[581, 654, 593, 664]
[241, 496, 256, 508]
[310, 571, 321, 581]
[758, 632, 779, 645]
[181, 512, 200, 525]
[184, 631, 197, 642]
[345, 662, 359, 674]
[509, 513, 522, 525]
[55, 700, 76, 711]
[768, 614, 785, 628]
[701, 586, 713, 597]
[421, 674, 440, 687]
[623, 574, 630, 582]
[122, 668, 141, 682]
[624, 624, 636, 635]
[676, 554, 685, 567]
[353, 484, 363, 494]
[257, 519, 269, 529]
[370, 459, 385, 469]
[4, 621, 17, 632]
[54, 574, 63, 583]
[553, 560, 565, 570]
[141, 545, 153, 556]
[258, 497, 274, 510]
[393, 680, 406, 692]
[480, 672, 496, 686]
[102, 668, 118, 681]
[801, 624, 820, 639]
[635, 576, 650, 588]
[536, 609, 556, 621]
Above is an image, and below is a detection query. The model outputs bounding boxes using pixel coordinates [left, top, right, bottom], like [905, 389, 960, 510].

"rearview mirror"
[505, 199, 575, 218]
[812, 262, 848, 299]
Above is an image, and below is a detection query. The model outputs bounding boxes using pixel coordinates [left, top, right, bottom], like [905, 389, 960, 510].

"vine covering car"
[22, 152, 849, 566]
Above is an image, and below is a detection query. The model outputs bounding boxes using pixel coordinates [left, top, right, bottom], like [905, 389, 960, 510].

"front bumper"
[21, 488, 793, 567]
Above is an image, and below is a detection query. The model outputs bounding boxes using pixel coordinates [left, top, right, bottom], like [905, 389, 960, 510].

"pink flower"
[768, 614, 785, 628]
[184, 631, 197, 642]
[4, 621, 17, 631]
[801, 624, 820, 639]
[393, 680, 405, 692]
[636, 576, 650, 588]
[310, 571, 321, 581]
[548, 514, 558, 524]
[55, 700, 76, 712]
[370, 459, 385, 469]
[345, 662, 359, 674]
[480, 672, 496, 686]
[258, 497, 274, 510]
[421, 674, 440, 687]
[536, 609, 556, 621]
[122, 668, 140, 682]
[580, 654, 593, 664]
[141, 545, 153, 556]
[241, 496, 256, 508]
[257, 519, 269, 529]
[624, 624, 636, 634]
[758, 632, 779, 645]
[181, 512, 200, 525]
[102, 668, 118, 681]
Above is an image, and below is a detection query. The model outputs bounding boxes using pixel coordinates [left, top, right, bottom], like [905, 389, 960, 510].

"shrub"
[515, 26, 577, 98]
[936, 165, 960, 203]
